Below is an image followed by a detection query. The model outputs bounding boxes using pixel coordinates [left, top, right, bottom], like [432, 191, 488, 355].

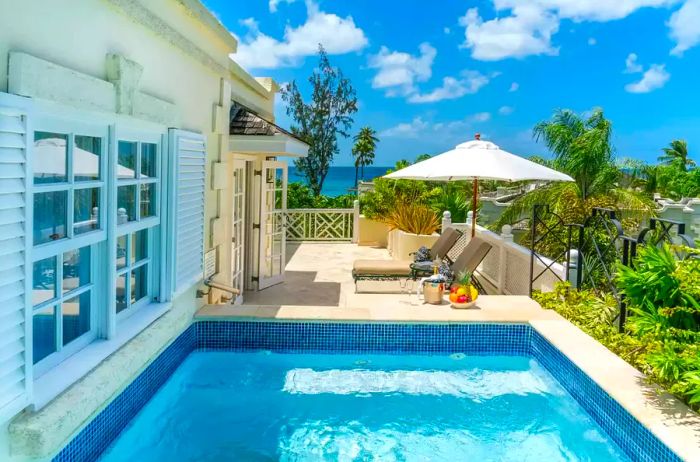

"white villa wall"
[0, 1, 277, 460]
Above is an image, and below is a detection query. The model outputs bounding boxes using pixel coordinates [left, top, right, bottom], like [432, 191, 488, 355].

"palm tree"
[496, 108, 654, 228]
[352, 127, 379, 189]
[659, 140, 695, 172]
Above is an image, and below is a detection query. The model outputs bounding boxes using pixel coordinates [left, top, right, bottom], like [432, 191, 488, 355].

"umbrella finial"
[474, 133, 481, 140]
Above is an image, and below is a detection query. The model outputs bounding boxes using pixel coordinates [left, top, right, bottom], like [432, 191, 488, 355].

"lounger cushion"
[352, 259, 413, 276]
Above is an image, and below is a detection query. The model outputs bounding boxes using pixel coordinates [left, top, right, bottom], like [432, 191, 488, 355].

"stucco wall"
[0, 0, 275, 459]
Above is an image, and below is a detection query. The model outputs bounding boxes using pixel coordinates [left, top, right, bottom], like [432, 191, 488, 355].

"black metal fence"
[529, 206, 696, 332]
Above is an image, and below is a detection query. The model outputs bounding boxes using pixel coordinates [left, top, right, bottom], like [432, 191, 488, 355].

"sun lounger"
[353, 232, 492, 293]
[352, 228, 462, 284]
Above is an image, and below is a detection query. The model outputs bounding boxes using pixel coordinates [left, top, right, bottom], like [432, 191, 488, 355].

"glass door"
[230, 160, 246, 303]
[258, 160, 287, 289]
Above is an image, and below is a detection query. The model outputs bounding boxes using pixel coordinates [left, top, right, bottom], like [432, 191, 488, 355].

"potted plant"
[448, 271, 478, 309]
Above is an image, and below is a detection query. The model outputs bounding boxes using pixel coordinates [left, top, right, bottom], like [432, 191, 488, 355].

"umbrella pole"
[471, 178, 477, 237]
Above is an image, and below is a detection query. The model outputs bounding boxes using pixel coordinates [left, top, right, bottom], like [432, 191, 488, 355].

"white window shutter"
[169, 130, 206, 294]
[0, 93, 33, 421]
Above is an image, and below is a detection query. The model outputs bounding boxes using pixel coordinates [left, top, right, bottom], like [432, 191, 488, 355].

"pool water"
[99, 351, 629, 461]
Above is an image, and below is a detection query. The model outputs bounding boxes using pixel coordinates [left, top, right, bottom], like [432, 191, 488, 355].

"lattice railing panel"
[286, 209, 354, 241]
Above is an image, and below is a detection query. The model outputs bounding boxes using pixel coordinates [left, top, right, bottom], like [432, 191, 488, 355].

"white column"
[441, 210, 452, 233]
[567, 249, 580, 289]
[352, 200, 360, 243]
[497, 225, 513, 294]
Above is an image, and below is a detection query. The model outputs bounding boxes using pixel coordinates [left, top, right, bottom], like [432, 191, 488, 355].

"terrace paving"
[198, 242, 559, 322]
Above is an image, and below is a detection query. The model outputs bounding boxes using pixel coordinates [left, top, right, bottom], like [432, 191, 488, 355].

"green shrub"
[535, 244, 700, 412]
[287, 182, 356, 209]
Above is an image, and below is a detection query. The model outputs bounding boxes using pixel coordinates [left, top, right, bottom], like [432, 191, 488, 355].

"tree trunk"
[355, 165, 359, 191]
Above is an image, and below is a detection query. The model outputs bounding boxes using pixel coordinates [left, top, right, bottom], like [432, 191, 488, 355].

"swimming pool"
[53, 322, 681, 462]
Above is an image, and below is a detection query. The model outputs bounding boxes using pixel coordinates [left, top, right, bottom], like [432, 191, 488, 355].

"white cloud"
[269, 0, 296, 13]
[381, 114, 490, 139]
[669, 0, 700, 56]
[495, 0, 676, 22]
[444, 27, 451, 34]
[624, 53, 643, 73]
[509, 82, 520, 92]
[499, 105, 515, 115]
[459, 5, 560, 60]
[368, 43, 436, 96]
[234, 1, 368, 70]
[625, 64, 671, 93]
[380, 117, 430, 138]
[471, 112, 492, 122]
[407, 71, 490, 103]
[588, 37, 597, 45]
[459, 1, 681, 60]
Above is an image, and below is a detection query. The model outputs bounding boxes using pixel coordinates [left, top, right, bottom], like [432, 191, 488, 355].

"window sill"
[32, 301, 171, 410]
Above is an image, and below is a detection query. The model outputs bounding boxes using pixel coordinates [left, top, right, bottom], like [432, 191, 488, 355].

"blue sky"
[204, 0, 700, 167]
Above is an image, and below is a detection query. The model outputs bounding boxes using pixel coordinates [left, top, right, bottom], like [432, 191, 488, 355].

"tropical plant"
[360, 159, 440, 221]
[352, 126, 379, 188]
[385, 203, 440, 235]
[280, 46, 358, 196]
[287, 182, 355, 208]
[494, 109, 655, 256]
[498, 109, 654, 222]
[430, 183, 471, 223]
[659, 139, 695, 172]
[616, 244, 700, 333]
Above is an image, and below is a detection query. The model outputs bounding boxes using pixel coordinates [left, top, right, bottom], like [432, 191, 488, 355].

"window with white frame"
[31, 124, 106, 373]
[30, 118, 167, 372]
[115, 136, 161, 317]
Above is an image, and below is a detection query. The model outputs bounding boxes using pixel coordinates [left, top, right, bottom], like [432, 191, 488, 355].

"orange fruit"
[449, 292, 459, 303]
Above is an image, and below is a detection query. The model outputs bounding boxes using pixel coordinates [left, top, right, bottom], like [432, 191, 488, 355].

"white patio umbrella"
[384, 135, 574, 237]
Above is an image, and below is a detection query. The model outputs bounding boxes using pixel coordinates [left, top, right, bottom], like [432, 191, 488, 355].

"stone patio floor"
[200, 242, 556, 322]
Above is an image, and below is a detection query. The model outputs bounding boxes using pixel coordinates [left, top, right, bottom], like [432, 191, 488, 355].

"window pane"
[63, 291, 90, 346]
[34, 132, 67, 184]
[131, 229, 148, 264]
[32, 257, 56, 306]
[63, 246, 90, 294]
[131, 265, 147, 304]
[34, 190, 67, 245]
[74, 187, 100, 234]
[117, 235, 127, 269]
[140, 183, 155, 218]
[74, 135, 101, 181]
[33, 305, 57, 364]
[116, 273, 127, 313]
[117, 185, 136, 223]
[117, 141, 137, 179]
[141, 143, 157, 178]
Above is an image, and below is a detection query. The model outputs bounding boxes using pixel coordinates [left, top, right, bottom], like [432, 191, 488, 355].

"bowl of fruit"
[448, 271, 478, 309]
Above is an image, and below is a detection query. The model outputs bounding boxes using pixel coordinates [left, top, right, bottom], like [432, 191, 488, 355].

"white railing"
[442, 211, 567, 295]
[286, 201, 359, 242]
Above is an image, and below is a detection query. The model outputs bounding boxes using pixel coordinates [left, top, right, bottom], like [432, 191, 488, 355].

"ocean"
[289, 166, 391, 197]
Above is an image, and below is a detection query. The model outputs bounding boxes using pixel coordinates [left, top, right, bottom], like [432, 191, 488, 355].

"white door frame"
[257, 160, 287, 289]
[230, 159, 247, 304]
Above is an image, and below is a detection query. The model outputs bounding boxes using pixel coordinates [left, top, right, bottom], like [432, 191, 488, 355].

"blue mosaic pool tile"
[530, 329, 682, 462]
[51, 320, 683, 462]
[196, 321, 532, 355]
[51, 325, 196, 462]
